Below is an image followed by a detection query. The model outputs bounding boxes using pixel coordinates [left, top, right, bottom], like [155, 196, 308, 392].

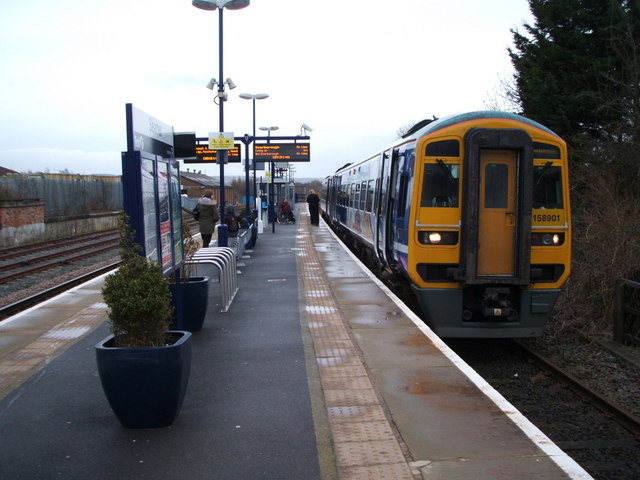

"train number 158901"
[533, 213, 561, 223]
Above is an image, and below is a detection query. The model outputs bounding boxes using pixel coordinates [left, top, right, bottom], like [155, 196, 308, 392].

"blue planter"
[95, 331, 192, 428]
[169, 276, 210, 332]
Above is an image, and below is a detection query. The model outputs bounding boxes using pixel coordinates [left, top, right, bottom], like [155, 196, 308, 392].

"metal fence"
[0, 174, 123, 218]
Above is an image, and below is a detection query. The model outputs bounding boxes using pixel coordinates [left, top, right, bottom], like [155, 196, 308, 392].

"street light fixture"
[259, 126, 279, 135]
[239, 93, 269, 232]
[193, 0, 249, 10]
[192, 0, 250, 247]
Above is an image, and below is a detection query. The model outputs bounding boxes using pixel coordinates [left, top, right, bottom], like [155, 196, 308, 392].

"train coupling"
[481, 288, 518, 321]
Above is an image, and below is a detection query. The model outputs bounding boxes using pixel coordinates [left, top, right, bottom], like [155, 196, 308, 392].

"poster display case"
[122, 104, 183, 276]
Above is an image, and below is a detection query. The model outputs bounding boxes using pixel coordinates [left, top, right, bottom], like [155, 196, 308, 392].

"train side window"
[397, 174, 409, 217]
[365, 179, 374, 212]
[533, 164, 563, 209]
[360, 181, 367, 210]
[421, 163, 459, 207]
[485, 163, 508, 208]
[339, 186, 348, 206]
[351, 183, 360, 210]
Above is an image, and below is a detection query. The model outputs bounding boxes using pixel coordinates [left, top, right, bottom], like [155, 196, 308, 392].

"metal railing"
[225, 228, 250, 259]
[613, 279, 640, 347]
[186, 247, 238, 312]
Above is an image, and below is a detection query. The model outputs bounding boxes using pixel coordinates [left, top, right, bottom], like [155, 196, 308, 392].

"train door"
[477, 150, 516, 276]
[375, 152, 389, 263]
[461, 128, 532, 285]
[328, 175, 340, 222]
[384, 149, 401, 267]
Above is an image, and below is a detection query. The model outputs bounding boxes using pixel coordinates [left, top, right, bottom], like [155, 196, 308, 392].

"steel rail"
[514, 339, 640, 437]
[0, 229, 118, 260]
[0, 262, 120, 321]
[0, 243, 119, 284]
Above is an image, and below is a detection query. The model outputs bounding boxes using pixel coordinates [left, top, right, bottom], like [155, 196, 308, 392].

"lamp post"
[259, 126, 279, 232]
[192, 0, 250, 247]
[239, 93, 268, 228]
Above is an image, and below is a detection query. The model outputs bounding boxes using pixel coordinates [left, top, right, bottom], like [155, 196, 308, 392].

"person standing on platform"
[306, 189, 320, 226]
[197, 189, 219, 248]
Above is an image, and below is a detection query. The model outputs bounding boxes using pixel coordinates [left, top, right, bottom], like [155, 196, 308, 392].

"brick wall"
[0, 200, 45, 228]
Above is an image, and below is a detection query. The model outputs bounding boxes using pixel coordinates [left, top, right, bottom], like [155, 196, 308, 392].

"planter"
[169, 276, 210, 332]
[95, 331, 192, 428]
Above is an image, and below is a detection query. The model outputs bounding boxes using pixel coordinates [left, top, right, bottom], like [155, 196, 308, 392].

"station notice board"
[254, 143, 310, 162]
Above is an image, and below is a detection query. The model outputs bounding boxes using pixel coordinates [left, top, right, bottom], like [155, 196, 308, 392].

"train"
[322, 111, 571, 338]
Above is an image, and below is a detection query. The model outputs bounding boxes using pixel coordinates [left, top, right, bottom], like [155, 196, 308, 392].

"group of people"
[195, 188, 321, 248]
[276, 190, 320, 225]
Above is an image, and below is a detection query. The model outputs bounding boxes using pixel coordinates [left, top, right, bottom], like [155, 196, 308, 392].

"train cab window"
[426, 139, 460, 156]
[533, 164, 563, 209]
[421, 163, 459, 207]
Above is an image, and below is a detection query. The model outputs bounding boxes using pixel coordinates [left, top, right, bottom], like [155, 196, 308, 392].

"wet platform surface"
[0, 205, 592, 480]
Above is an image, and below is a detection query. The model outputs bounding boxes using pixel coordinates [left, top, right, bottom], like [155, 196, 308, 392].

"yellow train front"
[324, 111, 571, 338]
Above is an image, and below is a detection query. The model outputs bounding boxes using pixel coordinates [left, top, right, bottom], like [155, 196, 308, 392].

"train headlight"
[429, 232, 442, 244]
[532, 232, 564, 246]
[420, 231, 458, 245]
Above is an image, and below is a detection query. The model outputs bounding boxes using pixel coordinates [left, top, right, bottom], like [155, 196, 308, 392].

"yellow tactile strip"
[296, 209, 415, 480]
[0, 303, 108, 400]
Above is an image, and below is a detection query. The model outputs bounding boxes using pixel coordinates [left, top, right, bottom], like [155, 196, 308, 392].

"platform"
[0, 204, 592, 480]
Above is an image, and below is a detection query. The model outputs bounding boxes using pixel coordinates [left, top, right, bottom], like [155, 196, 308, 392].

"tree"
[509, 0, 639, 147]
[509, 1, 640, 336]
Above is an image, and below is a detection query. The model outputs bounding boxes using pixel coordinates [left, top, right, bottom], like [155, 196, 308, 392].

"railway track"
[0, 231, 118, 280]
[448, 338, 640, 480]
[0, 261, 120, 321]
[0, 229, 118, 261]
[0, 240, 118, 284]
[514, 339, 640, 440]
[0, 216, 200, 320]
[0, 230, 121, 320]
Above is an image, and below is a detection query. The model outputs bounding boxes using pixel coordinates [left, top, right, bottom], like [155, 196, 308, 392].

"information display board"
[254, 143, 310, 162]
[184, 143, 242, 163]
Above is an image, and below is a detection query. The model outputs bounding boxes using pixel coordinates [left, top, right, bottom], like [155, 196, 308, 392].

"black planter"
[95, 331, 192, 428]
[169, 276, 210, 332]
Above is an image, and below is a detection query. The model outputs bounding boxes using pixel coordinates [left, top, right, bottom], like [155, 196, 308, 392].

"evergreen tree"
[509, 0, 639, 146]
[509, 1, 640, 335]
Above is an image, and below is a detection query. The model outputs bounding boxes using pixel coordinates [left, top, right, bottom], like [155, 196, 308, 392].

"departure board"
[183, 144, 241, 163]
[254, 143, 310, 162]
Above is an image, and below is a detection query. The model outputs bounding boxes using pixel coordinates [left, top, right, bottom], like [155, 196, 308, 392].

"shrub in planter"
[96, 214, 191, 428]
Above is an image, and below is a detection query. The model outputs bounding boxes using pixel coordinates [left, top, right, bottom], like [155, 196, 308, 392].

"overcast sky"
[0, 0, 532, 180]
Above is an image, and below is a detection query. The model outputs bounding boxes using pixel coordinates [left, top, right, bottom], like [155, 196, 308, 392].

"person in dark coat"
[224, 205, 244, 238]
[306, 189, 320, 226]
[197, 189, 219, 248]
